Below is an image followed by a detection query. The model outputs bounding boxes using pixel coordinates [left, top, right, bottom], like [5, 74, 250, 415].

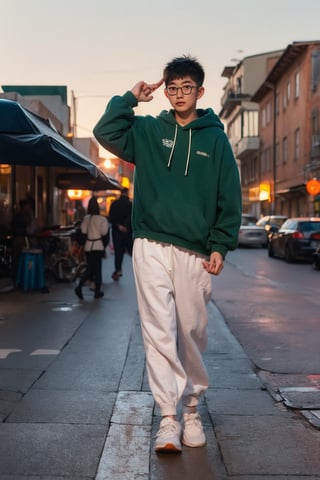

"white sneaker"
[154, 417, 182, 453]
[182, 412, 206, 447]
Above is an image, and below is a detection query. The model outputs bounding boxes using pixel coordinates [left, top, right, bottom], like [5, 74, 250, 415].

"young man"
[109, 187, 133, 281]
[94, 55, 242, 453]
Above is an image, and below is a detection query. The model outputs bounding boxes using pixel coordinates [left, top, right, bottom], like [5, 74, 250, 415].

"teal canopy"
[0, 99, 118, 187]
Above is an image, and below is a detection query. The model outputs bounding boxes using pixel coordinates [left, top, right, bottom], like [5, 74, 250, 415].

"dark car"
[268, 217, 320, 262]
[256, 215, 288, 233]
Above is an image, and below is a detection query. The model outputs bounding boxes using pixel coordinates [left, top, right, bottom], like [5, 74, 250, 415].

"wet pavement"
[1, 254, 320, 479]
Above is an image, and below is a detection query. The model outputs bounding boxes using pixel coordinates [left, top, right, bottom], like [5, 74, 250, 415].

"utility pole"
[71, 90, 77, 137]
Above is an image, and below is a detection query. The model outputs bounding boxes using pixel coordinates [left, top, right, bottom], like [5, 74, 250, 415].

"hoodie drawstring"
[167, 126, 192, 176]
[184, 128, 192, 176]
[167, 125, 177, 169]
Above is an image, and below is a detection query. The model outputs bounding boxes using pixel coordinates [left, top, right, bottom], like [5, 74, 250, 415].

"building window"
[311, 49, 320, 91]
[311, 109, 320, 145]
[294, 128, 300, 161]
[266, 147, 271, 172]
[261, 150, 265, 174]
[282, 136, 288, 164]
[242, 110, 259, 138]
[236, 77, 242, 94]
[261, 147, 271, 174]
[287, 81, 291, 103]
[266, 101, 272, 124]
[294, 71, 300, 98]
[261, 107, 266, 128]
[275, 142, 280, 166]
[283, 88, 287, 110]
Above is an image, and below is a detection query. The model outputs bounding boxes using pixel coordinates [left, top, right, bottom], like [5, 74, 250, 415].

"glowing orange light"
[306, 179, 320, 196]
[67, 189, 90, 200]
[121, 177, 130, 189]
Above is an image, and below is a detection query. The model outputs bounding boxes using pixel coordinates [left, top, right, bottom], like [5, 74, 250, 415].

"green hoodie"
[94, 91, 242, 258]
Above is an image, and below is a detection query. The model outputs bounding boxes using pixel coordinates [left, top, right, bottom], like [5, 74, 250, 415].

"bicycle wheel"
[53, 257, 75, 282]
[72, 261, 87, 282]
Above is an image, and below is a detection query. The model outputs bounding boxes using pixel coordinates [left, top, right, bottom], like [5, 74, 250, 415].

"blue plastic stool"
[16, 249, 46, 291]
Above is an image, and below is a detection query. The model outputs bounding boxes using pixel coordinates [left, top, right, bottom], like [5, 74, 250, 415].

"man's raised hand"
[131, 79, 164, 102]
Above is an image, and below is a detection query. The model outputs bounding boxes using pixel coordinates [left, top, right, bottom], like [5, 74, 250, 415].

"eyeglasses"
[166, 85, 199, 96]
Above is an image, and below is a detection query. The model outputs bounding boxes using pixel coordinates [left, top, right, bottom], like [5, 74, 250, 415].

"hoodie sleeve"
[93, 91, 138, 162]
[207, 135, 242, 258]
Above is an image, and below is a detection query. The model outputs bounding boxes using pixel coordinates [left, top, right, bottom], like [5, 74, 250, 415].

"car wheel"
[284, 245, 294, 263]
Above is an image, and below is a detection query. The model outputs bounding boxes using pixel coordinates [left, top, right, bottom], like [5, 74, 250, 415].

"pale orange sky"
[1, 0, 320, 159]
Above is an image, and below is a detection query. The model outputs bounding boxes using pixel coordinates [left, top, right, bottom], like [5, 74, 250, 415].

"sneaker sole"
[182, 437, 206, 448]
[155, 443, 182, 453]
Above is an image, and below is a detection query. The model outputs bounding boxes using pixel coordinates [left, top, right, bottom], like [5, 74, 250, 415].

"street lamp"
[71, 90, 112, 137]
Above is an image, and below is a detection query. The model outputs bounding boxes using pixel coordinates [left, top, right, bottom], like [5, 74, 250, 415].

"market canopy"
[56, 172, 121, 191]
[0, 98, 111, 181]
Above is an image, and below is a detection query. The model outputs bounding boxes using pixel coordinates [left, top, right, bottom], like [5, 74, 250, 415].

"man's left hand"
[203, 251, 224, 275]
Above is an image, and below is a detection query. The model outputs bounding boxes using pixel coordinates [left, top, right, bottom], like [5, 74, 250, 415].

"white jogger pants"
[133, 238, 212, 416]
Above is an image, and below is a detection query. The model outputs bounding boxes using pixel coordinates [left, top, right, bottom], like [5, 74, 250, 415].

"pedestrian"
[11, 199, 37, 280]
[109, 187, 133, 281]
[75, 196, 109, 300]
[93, 55, 242, 452]
[74, 200, 86, 223]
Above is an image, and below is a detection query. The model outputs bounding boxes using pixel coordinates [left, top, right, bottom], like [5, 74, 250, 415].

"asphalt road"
[212, 246, 320, 414]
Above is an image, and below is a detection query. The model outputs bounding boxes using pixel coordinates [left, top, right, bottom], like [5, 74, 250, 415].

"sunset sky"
[1, 0, 320, 158]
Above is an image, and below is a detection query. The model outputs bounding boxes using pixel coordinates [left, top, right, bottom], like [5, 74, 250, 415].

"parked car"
[268, 217, 320, 262]
[256, 215, 288, 233]
[238, 214, 267, 247]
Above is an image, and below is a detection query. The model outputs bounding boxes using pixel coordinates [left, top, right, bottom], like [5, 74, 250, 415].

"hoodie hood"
[158, 107, 224, 129]
[158, 108, 224, 175]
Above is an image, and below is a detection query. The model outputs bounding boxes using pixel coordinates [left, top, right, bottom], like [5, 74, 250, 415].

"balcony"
[219, 91, 251, 118]
[237, 136, 260, 160]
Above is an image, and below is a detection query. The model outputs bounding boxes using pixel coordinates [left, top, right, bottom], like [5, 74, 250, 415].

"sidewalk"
[0, 255, 320, 479]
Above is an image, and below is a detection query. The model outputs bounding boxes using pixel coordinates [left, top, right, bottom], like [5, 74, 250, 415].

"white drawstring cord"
[184, 129, 192, 176]
[167, 125, 178, 168]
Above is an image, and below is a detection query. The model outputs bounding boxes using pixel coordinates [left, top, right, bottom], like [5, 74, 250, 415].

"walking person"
[94, 55, 242, 452]
[11, 199, 37, 280]
[75, 196, 109, 300]
[109, 187, 133, 281]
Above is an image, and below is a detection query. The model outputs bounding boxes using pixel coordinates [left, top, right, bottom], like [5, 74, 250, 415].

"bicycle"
[52, 238, 87, 282]
[0, 233, 13, 278]
[40, 229, 87, 283]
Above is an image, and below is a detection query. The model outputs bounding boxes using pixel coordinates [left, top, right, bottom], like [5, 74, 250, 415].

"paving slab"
[7, 389, 116, 424]
[0, 423, 106, 477]
[279, 386, 320, 409]
[0, 368, 42, 393]
[206, 359, 262, 389]
[151, 407, 226, 480]
[96, 391, 154, 480]
[119, 314, 146, 392]
[35, 305, 133, 392]
[206, 387, 285, 416]
[0, 389, 23, 421]
[214, 414, 320, 476]
[0, 476, 92, 480]
[227, 477, 320, 480]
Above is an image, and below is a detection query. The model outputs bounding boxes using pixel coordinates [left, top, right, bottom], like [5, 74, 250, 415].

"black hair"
[87, 196, 100, 215]
[163, 55, 205, 86]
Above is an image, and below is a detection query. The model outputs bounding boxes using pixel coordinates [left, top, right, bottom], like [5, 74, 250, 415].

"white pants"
[133, 238, 212, 416]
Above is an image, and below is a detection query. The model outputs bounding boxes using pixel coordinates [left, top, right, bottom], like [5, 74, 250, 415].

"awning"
[56, 172, 121, 191]
[0, 99, 105, 179]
